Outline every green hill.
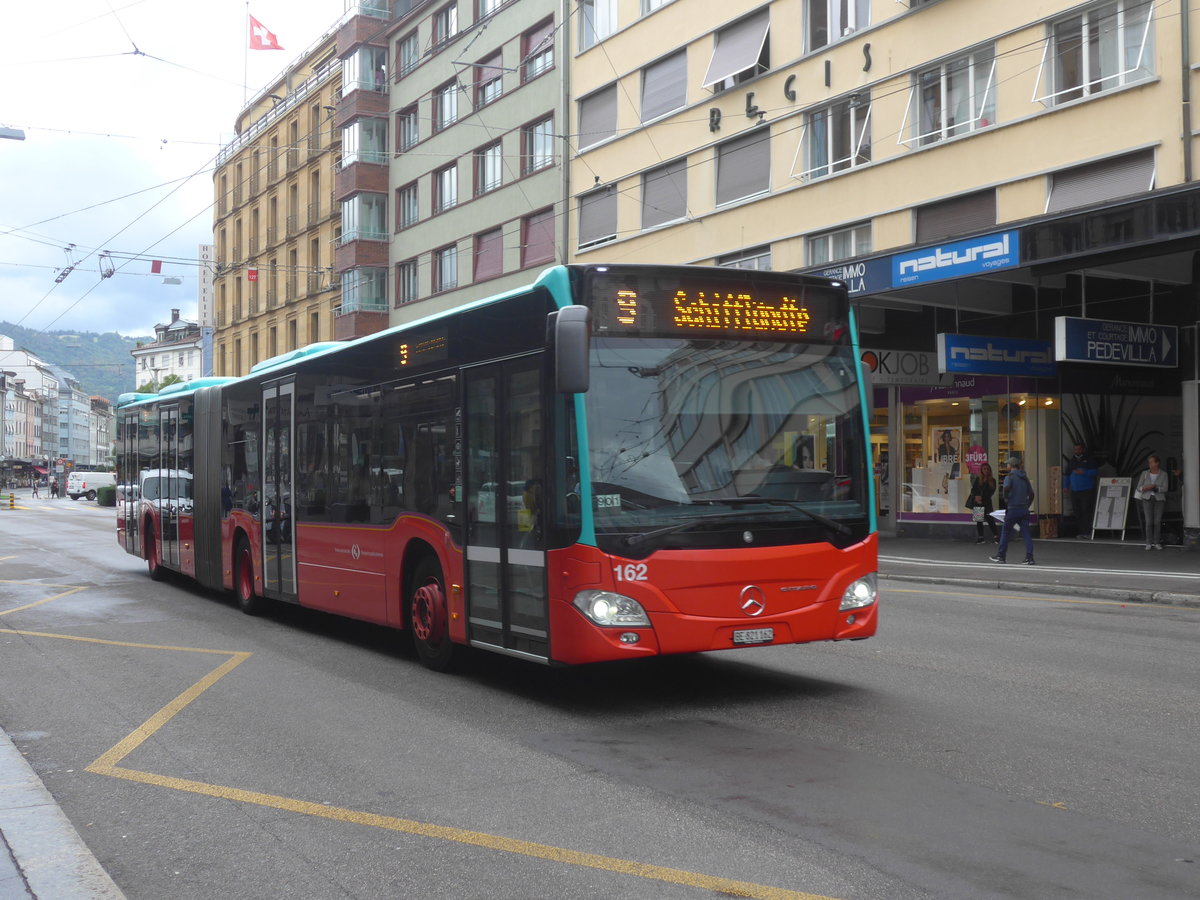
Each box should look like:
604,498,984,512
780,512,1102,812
0,322,151,404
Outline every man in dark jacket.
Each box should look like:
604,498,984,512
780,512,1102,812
1067,443,1098,538
991,455,1036,565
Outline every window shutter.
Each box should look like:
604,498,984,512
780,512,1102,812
474,229,503,280
641,51,687,122
715,128,770,205
578,84,617,148
642,159,687,228
523,208,555,265
1047,150,1155,214
702,10,770,89
579,188,617,246
915,190,996,243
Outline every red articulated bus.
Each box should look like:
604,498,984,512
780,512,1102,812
116,264,878,669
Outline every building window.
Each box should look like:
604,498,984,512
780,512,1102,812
715,127,770,205
474,228,503,281
642,0,672,13
717,246,771,270
1039,0,1154,106
397,105,419,151
578,188,617,248
799,93,871,181
475,52,503,108
805,0,869,52
522,207,556,266
1046,149,1155,214
396,182,419,229
475,141,503,195
642,50,687,122
478,0,502,19
434,245,458,292
397,31,420,77
579,0,616,51
341,45,387,95
641,159,687,229
578,84,617,149
807,223,871,266
341,267,387,312
522,19,554,81
915,190,996,244
434,81,459,131
340,193,388,242
395,259,418,306
908,46,996,147
434,163,458,213
702,10,769,92
522,116,555,174
341,117,388,166
433,4,459,47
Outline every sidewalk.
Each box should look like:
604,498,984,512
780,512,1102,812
0,731,125,900
879,533,1199,605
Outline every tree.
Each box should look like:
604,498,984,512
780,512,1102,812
136,373,184,393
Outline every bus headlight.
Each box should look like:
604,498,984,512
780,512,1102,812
839,573,877,611
573,590,650,627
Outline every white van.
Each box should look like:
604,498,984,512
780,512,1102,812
66,471,116,501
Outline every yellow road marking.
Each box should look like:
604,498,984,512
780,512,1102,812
886,586,1197,610
3,584,837,900
0,585,88,616
1037,800,1067,810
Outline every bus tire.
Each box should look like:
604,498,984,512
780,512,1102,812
234,536,268,616
409,557,458,672
145,528,165,582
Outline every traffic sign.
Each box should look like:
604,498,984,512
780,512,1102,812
1054,316,1178,368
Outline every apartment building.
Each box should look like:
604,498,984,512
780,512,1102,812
212,30,343,376
334,0,565,334
131,309,204,387
569,0,1200,542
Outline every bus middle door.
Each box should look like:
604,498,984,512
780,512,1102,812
261,380,297,602
464,358,548,662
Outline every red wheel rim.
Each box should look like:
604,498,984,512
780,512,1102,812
412,579,445,645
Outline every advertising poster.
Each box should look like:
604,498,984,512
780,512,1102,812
931,426,962,480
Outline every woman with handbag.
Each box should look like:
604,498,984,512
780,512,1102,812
1134,454,1168,549
966,463,999,543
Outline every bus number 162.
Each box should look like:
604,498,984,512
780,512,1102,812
614,563,648,582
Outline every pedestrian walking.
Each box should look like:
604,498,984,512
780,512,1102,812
991,455,1036,565
1134,454,1167,549
1067,442,1098,538
965,462,999,544
49,479,58,499
31,480,39,499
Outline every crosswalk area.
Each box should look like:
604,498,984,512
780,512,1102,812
0,497,115,515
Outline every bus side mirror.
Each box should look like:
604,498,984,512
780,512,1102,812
552,305,590,394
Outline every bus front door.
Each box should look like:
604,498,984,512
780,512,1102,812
262,381,297,601
119,411,139,555
464,359,548,661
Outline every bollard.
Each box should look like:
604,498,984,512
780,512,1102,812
7,492,13,510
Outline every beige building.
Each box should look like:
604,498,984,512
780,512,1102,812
333,0,565,335
212,30,343,375
569,0,1200,543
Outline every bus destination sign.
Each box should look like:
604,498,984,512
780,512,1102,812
588,268,844,341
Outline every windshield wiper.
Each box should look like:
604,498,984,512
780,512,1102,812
704,496,852,537
621,509,787,548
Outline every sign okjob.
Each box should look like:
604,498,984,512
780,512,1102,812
937,333,1056,377
1054,316,1178,368
892,230,1019,287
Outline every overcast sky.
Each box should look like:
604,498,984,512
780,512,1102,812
0,0,339,338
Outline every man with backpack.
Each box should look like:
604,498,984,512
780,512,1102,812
991,455,1036,566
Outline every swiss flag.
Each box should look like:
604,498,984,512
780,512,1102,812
249,15,283,51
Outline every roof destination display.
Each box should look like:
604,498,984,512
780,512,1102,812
1054,316,1178,368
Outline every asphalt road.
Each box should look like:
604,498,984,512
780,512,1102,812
1,502,1198,899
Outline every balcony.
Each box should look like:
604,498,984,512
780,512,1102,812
333,305,388,341
267,225,278,246
286,214,299,237
308,201,321,228
266,289,277,308
334,159,387,202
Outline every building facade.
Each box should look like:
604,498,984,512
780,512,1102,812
212,30,344,376
131,309,205,388
568,0,1200,544
332,0,565,335
0,336,61,480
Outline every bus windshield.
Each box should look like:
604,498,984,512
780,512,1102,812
583,336,868,554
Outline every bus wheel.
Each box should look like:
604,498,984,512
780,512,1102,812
409,558,457,672
234,537,267,616
146,530,165,582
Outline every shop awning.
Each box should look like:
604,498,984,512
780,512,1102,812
34,466,48,474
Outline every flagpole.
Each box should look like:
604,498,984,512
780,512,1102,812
243,1,250,107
